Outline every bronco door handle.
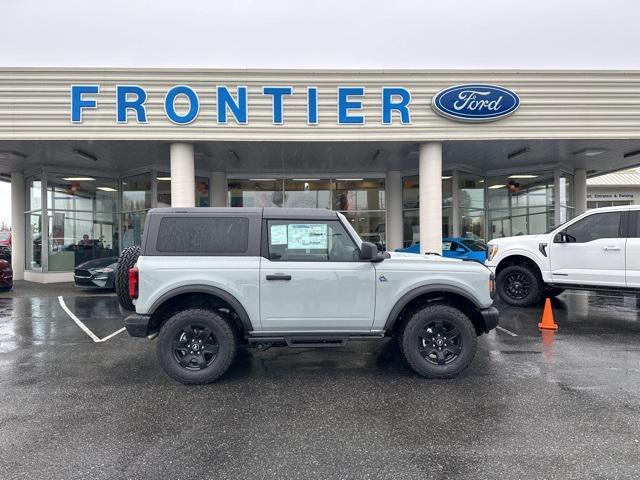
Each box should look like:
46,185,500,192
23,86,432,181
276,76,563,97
266,274,292,281
603,246,621,251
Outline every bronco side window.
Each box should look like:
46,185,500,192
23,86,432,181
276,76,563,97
156,217,250,254
267,220,359,262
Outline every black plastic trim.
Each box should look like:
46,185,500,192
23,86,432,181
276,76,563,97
147,285,254,331
383,284,482,330
124,313,151,337
480,306,499,333
247,332,385,347
538,243,548,257
545,283,640,294
620,211,630,238
266,274,292,281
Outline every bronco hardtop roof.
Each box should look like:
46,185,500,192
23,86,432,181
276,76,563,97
147,207,338,220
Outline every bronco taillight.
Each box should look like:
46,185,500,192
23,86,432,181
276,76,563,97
129,267,139,299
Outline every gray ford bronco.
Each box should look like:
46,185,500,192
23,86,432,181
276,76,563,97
118,208,498,384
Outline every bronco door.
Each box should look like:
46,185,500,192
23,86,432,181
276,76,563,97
259,219,376,331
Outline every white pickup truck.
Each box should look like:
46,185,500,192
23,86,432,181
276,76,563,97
486,205,640,306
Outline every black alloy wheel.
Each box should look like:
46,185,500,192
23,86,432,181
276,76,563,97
157,308,237,384
503,271,531,300
496,264,541,307
399,304,477,378
417,319,462,366
172,325,220,370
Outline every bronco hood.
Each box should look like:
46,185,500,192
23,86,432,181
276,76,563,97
383,251,486,269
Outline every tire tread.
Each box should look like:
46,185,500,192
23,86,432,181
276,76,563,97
156,308,237,385
115,245,140,311
400,304,477,379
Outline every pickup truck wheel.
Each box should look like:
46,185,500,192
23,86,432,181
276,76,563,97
115,245,140,312
157,308,237,385
496,265,541,307
400,304,477,379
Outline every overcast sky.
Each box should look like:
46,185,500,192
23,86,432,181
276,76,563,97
0,0,638,226
2,0,639,69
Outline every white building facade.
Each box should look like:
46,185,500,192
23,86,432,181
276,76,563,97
587,172,640,208
1,68,640,282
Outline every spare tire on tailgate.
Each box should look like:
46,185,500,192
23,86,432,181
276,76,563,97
116,245,140,312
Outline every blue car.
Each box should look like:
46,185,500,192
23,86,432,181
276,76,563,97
395,237,487,262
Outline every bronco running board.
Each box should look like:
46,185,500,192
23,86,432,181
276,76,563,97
247,333,385,350
286,336,347,348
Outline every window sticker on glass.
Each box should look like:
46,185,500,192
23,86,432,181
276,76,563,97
287,224,328,249
270,224,287,245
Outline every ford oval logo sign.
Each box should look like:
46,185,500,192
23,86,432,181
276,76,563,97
432,84,519,122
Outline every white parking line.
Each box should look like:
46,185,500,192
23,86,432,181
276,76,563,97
58,296,125,343
496,325,518,337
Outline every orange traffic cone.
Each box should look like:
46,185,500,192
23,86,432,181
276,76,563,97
538,298,558,330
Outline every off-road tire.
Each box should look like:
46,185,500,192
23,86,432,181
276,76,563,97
496,264,542,307
116,245,140,312
157,308,237,385
400,304,477,379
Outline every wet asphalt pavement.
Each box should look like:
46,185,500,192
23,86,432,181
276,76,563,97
1,283,639,479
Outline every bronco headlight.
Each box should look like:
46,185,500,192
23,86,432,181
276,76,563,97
487,244,499,261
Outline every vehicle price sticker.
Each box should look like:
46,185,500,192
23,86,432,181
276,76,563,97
287,224,328,250
270,224,288,245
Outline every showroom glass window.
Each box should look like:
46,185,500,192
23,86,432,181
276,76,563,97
559,172,574,224
156,172,210,208
228,179,284,207
24,175,43,270
402,175,452,247
229,178,386,248
487,172,555,239
46,175,119,271
587,200,633,209
458,173,485,239
284,179,332,209
122,173,151,248
333,179,386,246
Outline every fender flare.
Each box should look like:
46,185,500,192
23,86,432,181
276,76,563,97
148,284,254,331
495,249,547,277
383,283,481,331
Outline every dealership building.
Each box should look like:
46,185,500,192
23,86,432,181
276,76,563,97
1,68,640,283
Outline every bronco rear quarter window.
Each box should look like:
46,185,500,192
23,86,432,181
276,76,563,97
156,217,249,254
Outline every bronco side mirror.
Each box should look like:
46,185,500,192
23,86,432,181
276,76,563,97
360,241,378,260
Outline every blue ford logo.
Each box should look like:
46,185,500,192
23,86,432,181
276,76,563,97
432,84,519,122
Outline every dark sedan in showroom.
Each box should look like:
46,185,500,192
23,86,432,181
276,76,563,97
0,259,13,291
0,231,11,261
74,257,118,290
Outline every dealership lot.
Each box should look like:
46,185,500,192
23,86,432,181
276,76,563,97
1,284,639,479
